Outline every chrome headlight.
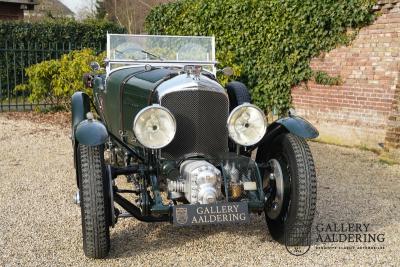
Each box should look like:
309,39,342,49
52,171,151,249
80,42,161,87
227,103,267,146
133,105,176,149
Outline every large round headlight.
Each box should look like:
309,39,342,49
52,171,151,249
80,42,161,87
227,103,267,146
133,105,176,149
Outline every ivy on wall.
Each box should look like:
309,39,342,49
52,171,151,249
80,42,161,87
146,0,376,114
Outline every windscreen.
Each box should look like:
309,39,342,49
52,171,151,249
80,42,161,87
107,34,215,64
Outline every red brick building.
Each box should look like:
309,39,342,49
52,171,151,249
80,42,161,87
292,0,400,150
0,0,37,20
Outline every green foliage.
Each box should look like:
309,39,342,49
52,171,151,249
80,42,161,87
217,51,242,86
16,49,105,108
146,0,376,114
0,18,125,46
0,18,125,101
313,71,342,86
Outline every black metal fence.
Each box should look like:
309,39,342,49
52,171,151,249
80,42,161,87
0,41,103,111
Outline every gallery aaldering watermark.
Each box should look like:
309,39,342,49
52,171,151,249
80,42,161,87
315,223,385,251
285,222,386,256
284,221,312,256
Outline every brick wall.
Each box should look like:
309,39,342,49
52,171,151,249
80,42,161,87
292,0,400,149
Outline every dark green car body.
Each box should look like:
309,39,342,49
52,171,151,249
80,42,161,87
71,34,319,259
72,64,318,209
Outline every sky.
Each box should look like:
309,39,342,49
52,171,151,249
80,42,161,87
59,0,95,15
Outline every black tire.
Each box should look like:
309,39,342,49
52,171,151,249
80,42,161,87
226,81,252,154
226,81,251,112
258,133,317,244
78,144,111,259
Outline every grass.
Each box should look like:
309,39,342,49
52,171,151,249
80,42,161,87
357,144,382,155
311,136,399,165
378,155,397,165
312,136,353,149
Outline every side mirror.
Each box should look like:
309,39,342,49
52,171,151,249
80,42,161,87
83,73,93,88
90,61,100,71
220,67,234,77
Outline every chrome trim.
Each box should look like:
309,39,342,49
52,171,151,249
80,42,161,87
108,33,216,39
227,103,267,146
106,60,217,76
264,159,284,220
106,59,218,65
133,104,177,149
158,76,229,159
156,73,228,102
106,64,216,79
73,191,80,205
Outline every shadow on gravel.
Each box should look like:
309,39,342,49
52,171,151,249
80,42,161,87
309,146,396,246
107,144,398,258
108,214,270,259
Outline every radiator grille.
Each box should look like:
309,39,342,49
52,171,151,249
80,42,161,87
161,89,229,159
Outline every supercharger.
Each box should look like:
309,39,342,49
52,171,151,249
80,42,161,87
168,160,222,204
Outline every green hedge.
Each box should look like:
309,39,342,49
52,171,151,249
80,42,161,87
0,19,125,104
146,0,376,114
0,18,125,47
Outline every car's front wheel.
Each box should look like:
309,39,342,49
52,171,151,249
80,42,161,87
78,144,111,259
258,133,317,244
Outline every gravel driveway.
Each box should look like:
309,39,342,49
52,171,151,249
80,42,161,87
0,114,399,267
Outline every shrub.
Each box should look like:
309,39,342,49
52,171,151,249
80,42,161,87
146,0,376,114
16,49,105,109
0,18,125,46
0,19,125,98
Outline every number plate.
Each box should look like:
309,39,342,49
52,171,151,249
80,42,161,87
173,202,249,226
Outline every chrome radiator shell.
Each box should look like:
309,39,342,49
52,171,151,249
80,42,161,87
157,74,229,159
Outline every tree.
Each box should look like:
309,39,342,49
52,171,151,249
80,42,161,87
96,0,107,19
103,0,174,33
75,0,97,20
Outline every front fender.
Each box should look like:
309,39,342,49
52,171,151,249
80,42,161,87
75,119,108,146
255,116,318,162
71,92,91,131
274,116,318,139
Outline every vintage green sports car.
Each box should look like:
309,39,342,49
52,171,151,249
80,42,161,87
71,34,318,258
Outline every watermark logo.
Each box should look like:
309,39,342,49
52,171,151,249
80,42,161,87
283,221,386,255
284,221,311,256
315,223,385,251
